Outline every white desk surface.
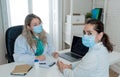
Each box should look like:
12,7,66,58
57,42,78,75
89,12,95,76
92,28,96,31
0,60,71,77
0,49,120,77
0,62,64,77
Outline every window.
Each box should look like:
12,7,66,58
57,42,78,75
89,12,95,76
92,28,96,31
9,0,28,26
33,0,49,33
9,0,49,33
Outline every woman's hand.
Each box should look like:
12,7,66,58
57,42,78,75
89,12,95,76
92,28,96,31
57,60,72,72
35,55,46,61
52,52,59,58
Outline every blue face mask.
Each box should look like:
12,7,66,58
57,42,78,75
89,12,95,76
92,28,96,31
33,24,43,34
82,35,96,48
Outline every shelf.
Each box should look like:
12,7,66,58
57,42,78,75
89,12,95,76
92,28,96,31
64,23,84,45
63,0,107,47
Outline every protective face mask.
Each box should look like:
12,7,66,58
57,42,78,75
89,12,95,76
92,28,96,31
33,24,43,34
82,35,96,48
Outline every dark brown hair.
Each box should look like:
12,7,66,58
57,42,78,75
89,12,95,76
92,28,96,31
86,19,113,52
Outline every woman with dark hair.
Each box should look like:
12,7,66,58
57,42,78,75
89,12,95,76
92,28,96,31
13,14,58,65
57,19,113,77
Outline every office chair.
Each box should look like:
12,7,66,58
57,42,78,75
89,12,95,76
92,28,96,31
5,25,23,63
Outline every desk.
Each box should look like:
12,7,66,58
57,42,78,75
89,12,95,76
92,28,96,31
0,49,120,77
0,62,63,77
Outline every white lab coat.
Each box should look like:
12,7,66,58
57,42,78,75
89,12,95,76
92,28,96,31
63,42,109,77
13,34,55,65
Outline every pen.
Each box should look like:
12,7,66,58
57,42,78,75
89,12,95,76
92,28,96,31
39,63,46,64
49,62,56,67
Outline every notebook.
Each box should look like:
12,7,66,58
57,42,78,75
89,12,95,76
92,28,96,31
59,36,89,62
11,64,32,76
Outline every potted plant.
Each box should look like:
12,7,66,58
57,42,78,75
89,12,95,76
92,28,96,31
85,12,92,22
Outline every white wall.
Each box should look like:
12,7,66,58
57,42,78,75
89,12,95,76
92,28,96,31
71,0,92,15
63,0,92,22
106,0,120,52
105,0,120,73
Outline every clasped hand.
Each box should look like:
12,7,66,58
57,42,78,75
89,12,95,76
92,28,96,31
57,60,72,72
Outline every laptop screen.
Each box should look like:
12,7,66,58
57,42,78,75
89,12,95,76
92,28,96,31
71,36,89,56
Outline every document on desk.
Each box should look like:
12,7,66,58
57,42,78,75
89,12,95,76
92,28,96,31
39,61,56,68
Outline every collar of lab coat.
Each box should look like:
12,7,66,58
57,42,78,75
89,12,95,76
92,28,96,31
89,42,103,51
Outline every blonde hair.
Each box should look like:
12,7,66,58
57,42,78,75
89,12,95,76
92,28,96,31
22,14,47,48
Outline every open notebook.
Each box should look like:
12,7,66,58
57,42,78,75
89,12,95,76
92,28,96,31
11,64,32,76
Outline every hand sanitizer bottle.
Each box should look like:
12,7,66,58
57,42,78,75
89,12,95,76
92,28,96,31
34,59,39,70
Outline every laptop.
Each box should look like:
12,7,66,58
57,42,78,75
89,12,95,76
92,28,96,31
59,36,89,62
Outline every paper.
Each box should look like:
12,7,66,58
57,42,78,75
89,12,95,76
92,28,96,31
39,61,56,68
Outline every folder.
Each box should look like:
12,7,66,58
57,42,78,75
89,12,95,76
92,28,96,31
11,64,32,76
92,8,103,20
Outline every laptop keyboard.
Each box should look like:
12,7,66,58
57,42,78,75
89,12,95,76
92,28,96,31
65,52,82,59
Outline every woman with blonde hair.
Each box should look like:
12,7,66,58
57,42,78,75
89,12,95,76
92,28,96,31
13,14,58,65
